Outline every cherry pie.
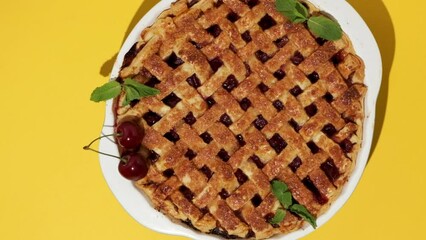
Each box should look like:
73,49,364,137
114,0,366,238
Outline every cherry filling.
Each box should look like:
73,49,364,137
163,168,175,177
162,92,181,108
288,119,301,132
244,62,252,77
307,71,320,84
226,11,240,23
236,134,246,146
122,42,140,68
251,194,262,207
322,123,337,137
332,51,345,65
307,141,320,154
207,24,222,38
219,188,230,199
268,133,287,154
323,92,334,103
340,139,353,153
253,115,268,130
200,207,209,215
258,14,277,30
250,155,264,169
219,113,233,127
214,0,224,7
273,99,284,112
147,150,160,163
304,103,318,117
234,169,248,184
242,0,259,8
290,85,303,97
209,57,224,72
288,156,302,172
200,165,213,179
320,158,340,182
184,149,197,160
200,132,213,144
291,51,304,65
186,74,201,88
144,77,161,88
302,176,328,204
239,97,252,111
181,219,195,230
255,50,271,63
345,72,355,86
189,40,202,49
163,129,180,143
246,230,256,238
274,36,289,48
179,185,195,201
142,111,162,126
217,149,231,162
258,82,270,93
273,69,286,80
222,75,239,92
229,43,238,54
187,0,199,7
129,99,139,108
210,227,239,239
315,37,327,46
205,96,216,108
183,112,197,125
241,31,252,43
165,52,184,69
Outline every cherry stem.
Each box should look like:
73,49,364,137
83,133,127,163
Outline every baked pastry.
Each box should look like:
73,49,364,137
114,0,366,238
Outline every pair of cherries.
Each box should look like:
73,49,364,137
84,121,148,181
115,121,148,181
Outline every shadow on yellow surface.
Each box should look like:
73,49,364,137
99,0,161,76
347,0,395,161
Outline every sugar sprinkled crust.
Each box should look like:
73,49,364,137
114,0,366,239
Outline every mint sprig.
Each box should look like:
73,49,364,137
90,81,122,103
275,0,342,41
272,180,292,208
307,16,342,41
289,204,317,228
90,78,159,106
269,180,317,228
269,208,286,225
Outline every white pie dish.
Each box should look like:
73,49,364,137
98,0,382,239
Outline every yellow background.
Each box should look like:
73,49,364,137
0,0,424,239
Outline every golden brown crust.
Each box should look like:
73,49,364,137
117,0,366,239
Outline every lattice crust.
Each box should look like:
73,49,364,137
114,0,366,239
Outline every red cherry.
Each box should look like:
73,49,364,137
118,153,149,181
116,121,144,149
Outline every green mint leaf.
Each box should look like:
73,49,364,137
276,0,307,23
269,208,286,225
124,78,160,97
275,0,342,41
272,180,288,194
292,15,307,23
90,80,121,102
289,204,317,228
280,192,293,208
122,85,140,106
275,0,297,12
307,15,342,41
271,180,292,208
279,9,307,22
295,2,309,19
